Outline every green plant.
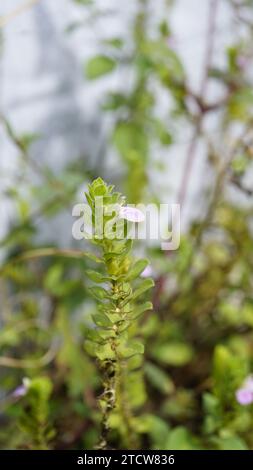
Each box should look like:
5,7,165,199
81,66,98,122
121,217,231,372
83,178,154,448
84,0,183,203
18,377,55,450
1,0,253,452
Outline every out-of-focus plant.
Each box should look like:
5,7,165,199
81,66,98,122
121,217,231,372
18,377,55,450
84,0,184,202
1,0,253,451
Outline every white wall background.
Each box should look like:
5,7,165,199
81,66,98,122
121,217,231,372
0,0,235,246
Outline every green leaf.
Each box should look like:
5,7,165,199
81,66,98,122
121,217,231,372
88,286,108,300
126,259,149,281
85,340,99,357
96,343,115,361
142,40,184,80
88,177,109,196
85,55,116,80
144,362,174,394
105,311,122,323
28,377,52,400
44,264,64,296
212,345,247,403
84,191,93,208
134,414,170,447
112,121,148,158
166,427,201,450
92,313,112,327
98,329,116,340
102,93,127,111
231,154,249,175
215,435,248,450
86,270,108,283
103,37,124,49
132,278,154,300
74,0,92,4
118,340,144,358
203,392,220,416
130,301,153,319
84,328,105,344
228,87,253,121
153,119,173,146
152,343,194,366
84,252,103,264
92,185,107,197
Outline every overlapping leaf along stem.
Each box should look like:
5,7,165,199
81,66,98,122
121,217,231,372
84,178,153,448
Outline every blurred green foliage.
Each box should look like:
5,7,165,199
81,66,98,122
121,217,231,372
0,0,253,450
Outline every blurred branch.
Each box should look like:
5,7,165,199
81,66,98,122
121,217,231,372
0,113,79,225
0,113,99,237
186,86,230,114
10,247,101,263
0,0,42,29
0,279,12,321
177,0,220,211
0,247,102,276
230,177,253,196
1,318,37,332
193,121,253,243
231,0,253,29
153,0,220,309
0,337,59,369
157,120,253,314
0,114,59,184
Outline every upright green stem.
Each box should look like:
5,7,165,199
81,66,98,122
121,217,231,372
98,252,133,448
84,178,153,449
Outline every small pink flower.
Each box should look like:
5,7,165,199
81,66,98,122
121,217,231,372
237,55,250,70
141,265,153,278
236,388,253,406
12,378,30,398
12,385,27,398
235,375,253,405
119,206,145,223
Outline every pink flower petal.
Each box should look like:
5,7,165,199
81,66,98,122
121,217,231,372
119,206,145,223
236,388,253,405
12,378,30,398
12,385,27,398
141,265,153,278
